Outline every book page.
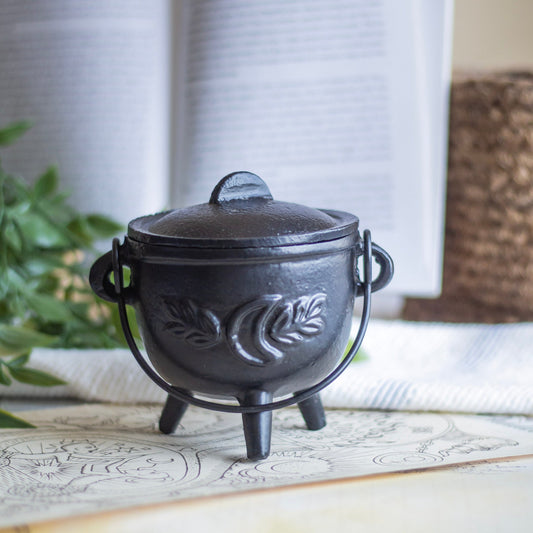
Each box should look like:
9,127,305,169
0,404,532,528
414,0,454,296
0,0,171,225
172,0,451,296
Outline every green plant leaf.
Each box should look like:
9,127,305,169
344,338,369,363
85,214,123,237
0,175,5,225
0,121,32,146
8,366,67,386
2,174,31,208
111,304,139,344
66,216,93,246
0,408,35,428
23,255,65,277
17,212,69,248
0,324,56,355
6,352,30,368
352,348,368,363
0,120,125,379
0,365,12,385
24,291,72,323
33,166,58,199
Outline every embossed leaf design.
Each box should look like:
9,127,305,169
163,299,221,349
270,293,326,345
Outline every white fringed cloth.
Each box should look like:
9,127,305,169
3,320,533,415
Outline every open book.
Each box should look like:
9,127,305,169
0,0,453,296
0,403,532,530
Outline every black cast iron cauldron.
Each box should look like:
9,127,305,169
90,172,393,459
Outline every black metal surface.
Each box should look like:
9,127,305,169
240,390,273,460
297,393,327,431
89,172,394,460
159,394,189,435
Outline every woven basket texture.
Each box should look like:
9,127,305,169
403,71,533,323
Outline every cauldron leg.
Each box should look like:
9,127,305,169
159,394,189,434
297,393,326,430
240,390,273,461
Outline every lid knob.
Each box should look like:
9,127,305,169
209,172,273,205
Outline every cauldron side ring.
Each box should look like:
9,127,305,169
107,229,390,414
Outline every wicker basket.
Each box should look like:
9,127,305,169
403,71,533,323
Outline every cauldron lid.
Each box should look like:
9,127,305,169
128,172,358,248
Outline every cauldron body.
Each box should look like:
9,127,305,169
90,172,393,459
124,234,356,400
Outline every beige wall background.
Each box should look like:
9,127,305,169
453,0,533,69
